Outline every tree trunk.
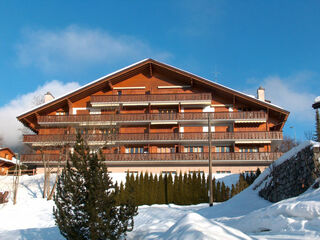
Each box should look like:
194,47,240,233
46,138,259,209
13,166,21,205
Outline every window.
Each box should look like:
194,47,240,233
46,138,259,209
125,170,138,176
5,154,8,159
189,171,204,175
117,91,122,96
161,171,177,176
216,171,231,174
100,128,117,135
80,129,88,135
56,111,66,116
126,147,145,154
215,146,230,153
159,109,176,114
239,147,258,153
184,146,203,153
157,147,175,153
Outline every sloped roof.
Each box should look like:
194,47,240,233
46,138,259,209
0,148,16,157
0,157,17,166
17,58,289,121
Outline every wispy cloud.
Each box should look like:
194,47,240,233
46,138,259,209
244,73,316,123
16,25,171,73
0,80,80,149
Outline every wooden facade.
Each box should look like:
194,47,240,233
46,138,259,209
0,148,16,175
17,59,289,174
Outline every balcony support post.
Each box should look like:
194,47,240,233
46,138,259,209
266,108,269,131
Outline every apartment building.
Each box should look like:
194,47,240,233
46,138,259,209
17,59,289,174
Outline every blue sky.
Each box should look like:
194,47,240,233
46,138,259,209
0,0,319,146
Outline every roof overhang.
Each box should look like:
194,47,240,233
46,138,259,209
17,58,290,131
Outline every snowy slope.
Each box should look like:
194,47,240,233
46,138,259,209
1,142,320,240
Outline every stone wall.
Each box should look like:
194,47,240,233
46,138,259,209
257,144,320,203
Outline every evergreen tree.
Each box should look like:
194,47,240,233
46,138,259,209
216,181,221,202
54,133,137,240
221,182,226,201
256,168,261,178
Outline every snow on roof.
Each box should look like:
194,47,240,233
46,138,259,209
160,60,286,111
18,58,150,117
18,58,287,118
315,96,320,103
0,157,17,165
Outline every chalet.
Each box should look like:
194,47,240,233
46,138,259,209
0,148,17,175
17,59,289,174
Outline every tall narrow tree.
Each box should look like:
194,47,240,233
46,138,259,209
54,133,137,240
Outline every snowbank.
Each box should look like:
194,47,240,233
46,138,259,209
163,212,251,240
1,164,320,239
219,186,320,238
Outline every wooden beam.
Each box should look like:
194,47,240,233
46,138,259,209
67,99,73,114
107,81,113,90
149,63,153,77
24,118,37,130
190,78,194,87
35,113,40,122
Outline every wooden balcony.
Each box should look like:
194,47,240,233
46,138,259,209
90,93,212,105
38,111,267,125
20,152,283,164
23,131,283,145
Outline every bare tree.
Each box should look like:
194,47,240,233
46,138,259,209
272,135,299,153
12,159,21,205
304,130,314,141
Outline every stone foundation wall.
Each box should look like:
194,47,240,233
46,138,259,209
258,145,320,202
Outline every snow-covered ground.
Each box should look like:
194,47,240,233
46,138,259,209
1,141,320,240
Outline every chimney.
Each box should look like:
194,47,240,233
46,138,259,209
257,86,265,101
44,92,54,103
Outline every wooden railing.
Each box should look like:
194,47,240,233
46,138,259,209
23,131,283,144
38,111,267,124
20,152,283,163
91,93,212,103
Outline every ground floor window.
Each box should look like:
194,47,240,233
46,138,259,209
216,171,231,174
161,171,177,176
189,171,204,175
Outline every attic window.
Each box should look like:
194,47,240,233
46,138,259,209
56,111,66,116
157,85,191,89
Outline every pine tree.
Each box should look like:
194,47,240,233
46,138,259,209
256,168,261,178
216,181,221,202
221,182,226,201
54,133,137,240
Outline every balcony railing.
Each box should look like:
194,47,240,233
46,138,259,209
38,111,267,124
23,131,283,145
21,152,282,163
90,93,212,103
20,152,283,163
